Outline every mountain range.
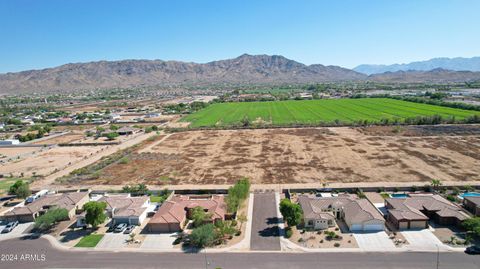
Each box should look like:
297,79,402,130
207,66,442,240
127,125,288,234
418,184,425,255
1,54,480,95
354,56,480,75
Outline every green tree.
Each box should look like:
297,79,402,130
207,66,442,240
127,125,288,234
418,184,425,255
34,208,69,231
105,132,119,140
83,201,107,228
279,198,303,227
463,217,480,238
189,224,219,248
431,179,442,192
8,180,31,199
225,178,250,213
191,206,212,228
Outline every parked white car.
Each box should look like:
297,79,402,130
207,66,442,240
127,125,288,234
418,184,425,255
2,221,19,233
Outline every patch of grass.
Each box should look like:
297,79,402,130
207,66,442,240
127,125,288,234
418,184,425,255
380,192,390,199
181,98,480,128
0,178,29,195
74,234,104,248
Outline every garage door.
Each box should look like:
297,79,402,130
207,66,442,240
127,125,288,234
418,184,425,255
350,224,363,231
410,221,427,229
363,224,384,231
399,222,409,230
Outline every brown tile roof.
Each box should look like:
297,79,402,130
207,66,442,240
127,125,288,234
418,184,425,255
149,195,226,225
386,194,469,221
98,195,149,218
465,196,480,207
343,199,384,224
5,191,88,217
298,195,384,224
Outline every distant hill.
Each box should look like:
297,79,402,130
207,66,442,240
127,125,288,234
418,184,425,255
2,54,480,95
0,54,366,95
354,56,480,75
369,68,480,83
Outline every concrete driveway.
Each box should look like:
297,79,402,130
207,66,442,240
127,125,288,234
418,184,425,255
0,222,33,241
96,233,130,249
354,231,395,251
140,233,178,250
402,229,444,251
250,192,281,251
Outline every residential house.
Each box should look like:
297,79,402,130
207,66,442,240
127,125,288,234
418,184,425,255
116,127,137,135
77,194,150,227
463,196,480,216
147,195,226,233
2,191,89,223
99,195,150,225
385,194,469,230
298,194,385,232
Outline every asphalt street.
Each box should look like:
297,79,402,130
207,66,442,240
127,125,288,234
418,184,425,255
0,237,479,269
250,192,281,250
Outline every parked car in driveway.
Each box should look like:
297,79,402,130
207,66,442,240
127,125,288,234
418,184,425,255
123,225,135,234
465,245,480,255
114,223,127,233
1,221,19,233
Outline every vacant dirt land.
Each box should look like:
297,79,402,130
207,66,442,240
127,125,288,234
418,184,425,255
64,125,480,186
0,146,108,177
31,133,85,145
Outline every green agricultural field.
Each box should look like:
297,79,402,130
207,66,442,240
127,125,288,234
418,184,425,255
181,98,480,127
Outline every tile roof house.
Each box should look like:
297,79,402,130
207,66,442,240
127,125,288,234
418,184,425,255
147,195,226,233
99,195,150,225
463,196,480,216
2,191,89,223
298,194,385,232
385,194,469,230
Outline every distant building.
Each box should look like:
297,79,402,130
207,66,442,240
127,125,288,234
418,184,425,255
116,126,137,135
109,114,121,121
0,139,20,145
145,113,161,118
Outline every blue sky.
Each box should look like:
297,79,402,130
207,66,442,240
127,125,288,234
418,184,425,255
1,0,479,73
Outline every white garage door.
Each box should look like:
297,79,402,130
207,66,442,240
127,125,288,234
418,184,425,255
350,224,363,231
363,224,384,231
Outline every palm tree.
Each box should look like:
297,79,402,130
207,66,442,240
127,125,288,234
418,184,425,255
431,179,442,192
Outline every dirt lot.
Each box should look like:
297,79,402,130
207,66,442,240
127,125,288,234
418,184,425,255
31,132,85,145
65,125,480,186
0,145,108,177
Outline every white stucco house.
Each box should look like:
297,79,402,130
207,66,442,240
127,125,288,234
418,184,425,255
298,194,385,232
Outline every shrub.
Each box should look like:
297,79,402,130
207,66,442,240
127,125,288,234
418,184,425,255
334,243,340,247
34,208,69,231
319,239,324,243
446,194,456,202
188,224,220,248
285,228,293,238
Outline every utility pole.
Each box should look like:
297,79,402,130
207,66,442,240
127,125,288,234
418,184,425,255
436,244,440,269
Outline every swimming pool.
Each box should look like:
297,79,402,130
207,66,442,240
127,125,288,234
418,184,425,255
459,192,480,198
390,193,409,198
